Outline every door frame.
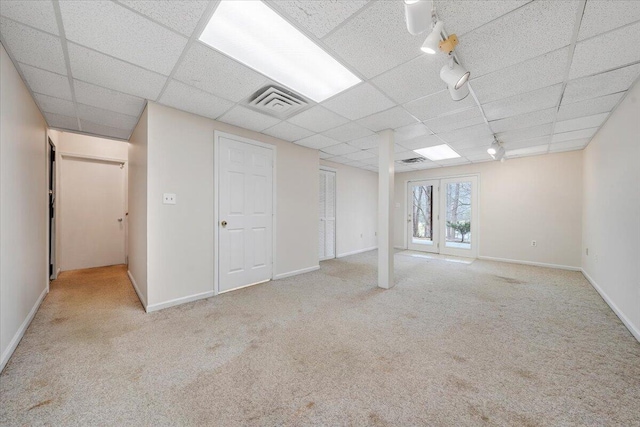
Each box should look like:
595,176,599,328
58,152,128,271
213,131,277,295
403,173,480,257
319,165,337,261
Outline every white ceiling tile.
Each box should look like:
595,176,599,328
322,143,360,156
483,84,562,121
318,151,333,159
489,108,557,133
371,54,448,104
394,163,416,173
437,123,493,144
360,156,380,166
356,107,417,132
295,134,340,150
395,151,420,161
218,106,281,133
366,144,405,155
552,127,598,143
118,0,209,37
59,0,187,75
68,43,166,100
448,134,495,151
33,93,76,117
502,136,552,150
435,157,471,167
403,89,477,121
272,0,369,39
323,1,422,78
322,155,352,165
44,112,78,130
554,113,609,134
562,63,640,104
80,119,131,140
343,150,376,161
263,121,314,142
424,107,485,134
497,123,553,144
322,83,395,120
159,79,234,120
433,0,530,36
0,17,66,74
76,103,138,130
288,106,349,133
456,0,579,78
0,0,59,34
322,122,373,142
506,144,549,157
175,43,267,102
19,63,72,100
410,160,440,170
471,47,569,104
466,153,494,163
578,1,640,41
394,123,431,143
399,134,443,150
557,92,623,121
348,134,380,150
74,80,145,117
549,138,590,153
570,22,640,80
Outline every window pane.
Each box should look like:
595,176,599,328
412,185,433,241
445,181,471,249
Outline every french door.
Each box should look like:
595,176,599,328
407,176,478,258
319,168,336,261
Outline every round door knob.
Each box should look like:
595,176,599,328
221,221,227,227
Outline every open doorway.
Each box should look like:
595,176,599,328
407,175,478,258
48,137,56,279
319,167,336,261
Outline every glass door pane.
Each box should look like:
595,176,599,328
407,180,439,253
440,176,478,258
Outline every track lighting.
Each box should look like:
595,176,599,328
488,140,506,161
420,20,444,54
404,0,433,35
447,82,469,101
440,57,470,90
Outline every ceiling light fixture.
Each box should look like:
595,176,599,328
440,57,470,90
447,81,469,101
404,0,433,35
421,20,444,54
414,144,461,161
199,0,361,102
488,139,506,161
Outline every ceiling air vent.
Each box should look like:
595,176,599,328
401,157,427,164
246,85,309,119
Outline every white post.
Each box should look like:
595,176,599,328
377,129,395,289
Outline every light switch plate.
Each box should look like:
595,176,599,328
163,193,176,205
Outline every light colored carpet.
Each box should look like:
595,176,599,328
1,251,639,426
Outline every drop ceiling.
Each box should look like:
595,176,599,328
1,0,639,172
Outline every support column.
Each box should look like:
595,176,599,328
377,129,395,289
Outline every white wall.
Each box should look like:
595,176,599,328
395,151,584,269
0,44,48,371
56,131,128,159
582,80,640,341
143,102,318,309
320,160,378,257
128,106,148,307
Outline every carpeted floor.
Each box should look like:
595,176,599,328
1,251,639,426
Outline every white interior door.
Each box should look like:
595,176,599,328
439,176,478,258
407,180,440,253
60,156,125,271
319,169,336,261
218,136,273,293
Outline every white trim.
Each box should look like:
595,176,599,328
274,265,319,280
581,269,640,343
214,131,277,295
478,256,581,271
319,168,337,261
59,152,127,164
146,291,215,313
319,165,337,172
127,270,147,311
336,246,378,258
1,286,48,372
218,279,270,294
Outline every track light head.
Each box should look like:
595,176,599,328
420,20,444,54
404,0,433,36
447,82,469,101
488,140,505,161
440,59,470,90
487,140,500,155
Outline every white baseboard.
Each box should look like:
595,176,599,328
581,269,640,343
1,286,48,372
478,256,581,271
127,270,147,311
274,265,319,280
336,246,377,259
146,290,215,313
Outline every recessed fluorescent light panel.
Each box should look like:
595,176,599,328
414,144,461,161
199,0,362,102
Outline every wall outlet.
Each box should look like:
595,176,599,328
531,240,537,247
163,193,176,205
